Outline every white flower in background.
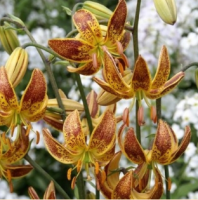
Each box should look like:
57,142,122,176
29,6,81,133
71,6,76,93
172,123,184,140
184,142,197,162
188,191,198,199
0,0,14,18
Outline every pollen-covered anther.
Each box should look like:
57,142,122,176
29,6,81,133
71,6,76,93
36,131,40,144
101,170,106,184
122,107,129,126
6,138,12,149
94,162,99,174
150,105,157,123
116,41,124,55
67,168,72,180
138,106,145,126
25,123,32,136
71,176,77,189
92,53,98,69
10,124,15,137
168,177,172,191
9,181,13,193
77,160,82,173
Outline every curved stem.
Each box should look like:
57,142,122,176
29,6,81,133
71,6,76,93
25,154,70,199
181,62,198,72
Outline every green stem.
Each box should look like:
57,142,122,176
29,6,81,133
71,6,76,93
156,98,170,199
25,154,70,199
132,0,141,143
181,62,198,72
76,172,86,199
74,73,93,133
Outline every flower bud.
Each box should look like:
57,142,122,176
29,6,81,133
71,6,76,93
82,1,112,20
153,0,177,25
8,14,25,26
0,22,20,54
5,47,28,88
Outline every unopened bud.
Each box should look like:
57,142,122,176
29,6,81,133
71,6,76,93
82,1,112,20
153,0,177,25
0,22,20,54
5,47,28,88
8,14,25,26
86,90,99,118
195,69,198,89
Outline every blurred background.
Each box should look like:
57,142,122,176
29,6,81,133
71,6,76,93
0,0,198,199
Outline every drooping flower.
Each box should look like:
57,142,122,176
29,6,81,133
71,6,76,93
98,151,163,199
118,119,191,166
0,67,48,133
0,126,33,192
94,46,184,105
43,109,116,188
28,181,56,199
48,0,130,75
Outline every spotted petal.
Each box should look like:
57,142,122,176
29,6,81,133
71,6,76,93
132,55,152,92
88,109,116,156
48,38,93,62
105,0,127,47
1,127,29,164
0,110,13,126
73,9,102,45
118,124,147,164
151,45,170,89
43,129,81,164
43,181,56,199
0,67,18,112
63,110,86,153
20,69,48,122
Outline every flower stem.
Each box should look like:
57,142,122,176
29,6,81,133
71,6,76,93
181,62,198,72
156,98,170,199
132,0,141,143
25,154,70,199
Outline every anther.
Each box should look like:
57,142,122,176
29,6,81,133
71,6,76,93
92,53,98,69
150,106,157,123
71,176,76,189
25,124,32,136
36,131,40,144
138,106,145,126
94,162,99,175
67,168,72,180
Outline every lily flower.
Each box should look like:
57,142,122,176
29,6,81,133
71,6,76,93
0,67,48,133
118,119,191,166
98,151,163,199
28,181,56,199
93,46,184,105
43,109,116,188
48,0,130,75
0,126,33,192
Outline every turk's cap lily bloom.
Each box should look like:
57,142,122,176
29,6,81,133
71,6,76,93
0,22,20,54
0,126,33,192
118,119,191,165
93,46,184,105
98,151,163,199
5,47,28,88
43,109,116,188
28,181,56,199
0,67,48,129
48,0,130,75
153,0,177,25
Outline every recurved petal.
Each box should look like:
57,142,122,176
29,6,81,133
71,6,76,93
119,126,147,164
67,59,101,75
170,125,191,163
151,46,170,89
147,71,184,99
112,171,133,199
99,151,122,199
88,109,116,155
0,67,18,111
43,181,56,199
86,90,99,118
6,164,33,179
43,113,63,131
1,127,29,164
28,187,40,199
151,120,177,164
105,0,127,44
63,110,86,153
132,56,152,92
20,69,48,122
43,128,81,164
73,9,102,44
48,38,93,62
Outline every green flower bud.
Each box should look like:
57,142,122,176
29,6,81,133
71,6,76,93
0,22,20,54
82,1,112,20
153,0,177,25
5,47,28,88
